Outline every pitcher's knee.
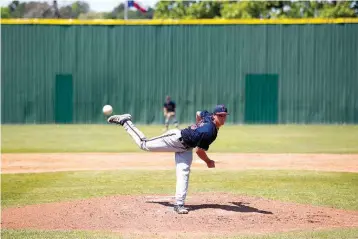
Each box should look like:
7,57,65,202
139,142,147,151
139,140,151,151
180,166,191,177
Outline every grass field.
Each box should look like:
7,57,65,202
2,124,358,153
2,170,358,238
2,125,358,238
2,170,358,209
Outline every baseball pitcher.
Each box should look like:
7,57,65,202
107,104,229,214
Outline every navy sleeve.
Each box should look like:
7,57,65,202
197,139,209,151
200,110,210,118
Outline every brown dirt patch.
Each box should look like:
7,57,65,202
2,193,358,238
2,153,358,174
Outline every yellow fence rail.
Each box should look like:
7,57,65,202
1,18,358,25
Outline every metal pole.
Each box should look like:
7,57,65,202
124,0,128,20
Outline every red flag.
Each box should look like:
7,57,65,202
128,0,147,13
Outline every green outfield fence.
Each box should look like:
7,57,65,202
1,19,358,124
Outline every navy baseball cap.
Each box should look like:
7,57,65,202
213,104,229,115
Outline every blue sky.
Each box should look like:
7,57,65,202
1,0,158,12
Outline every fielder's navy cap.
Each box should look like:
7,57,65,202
213,104,229,115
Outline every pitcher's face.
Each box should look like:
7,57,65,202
213,114,227,127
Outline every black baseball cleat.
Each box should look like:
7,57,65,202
173,205,189,214
107,114,132,126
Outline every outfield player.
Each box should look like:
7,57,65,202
107,104,229,214
163,96,179,130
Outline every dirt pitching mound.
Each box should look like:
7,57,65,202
2,193,358,238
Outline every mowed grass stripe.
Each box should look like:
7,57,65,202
2,125,358,153
2,170,358,210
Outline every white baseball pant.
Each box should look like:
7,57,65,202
123,120,193,206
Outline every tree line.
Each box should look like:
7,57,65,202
1,1,357,19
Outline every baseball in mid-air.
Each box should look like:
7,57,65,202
102,105,113,116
